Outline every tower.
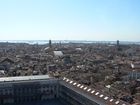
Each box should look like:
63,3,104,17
117,40,120,51
49,40,52,48
117,40,119,47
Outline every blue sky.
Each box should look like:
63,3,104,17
0,0,140,41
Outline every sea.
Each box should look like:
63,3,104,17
0,40,139,45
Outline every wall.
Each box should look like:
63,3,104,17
59,82,100,105
0,79,59,104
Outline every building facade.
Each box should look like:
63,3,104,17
0,75,130,105
0,75,59,104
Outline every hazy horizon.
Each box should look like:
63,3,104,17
0,0,140,41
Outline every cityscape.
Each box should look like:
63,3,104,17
0,0,140,105
0,40,139,105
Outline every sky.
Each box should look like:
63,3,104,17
0,0,140,41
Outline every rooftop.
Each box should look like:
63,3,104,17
62,77,131,105
0,75,50,82
53,51,63,57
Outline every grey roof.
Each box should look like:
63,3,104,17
0,75,50,82
53,51,63,56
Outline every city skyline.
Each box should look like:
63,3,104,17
0,0,140,41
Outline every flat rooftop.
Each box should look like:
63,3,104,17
0,75,51,82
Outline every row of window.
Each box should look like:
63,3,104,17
0,85,57,95
0,88,13,95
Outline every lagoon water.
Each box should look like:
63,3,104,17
0,40,139,45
